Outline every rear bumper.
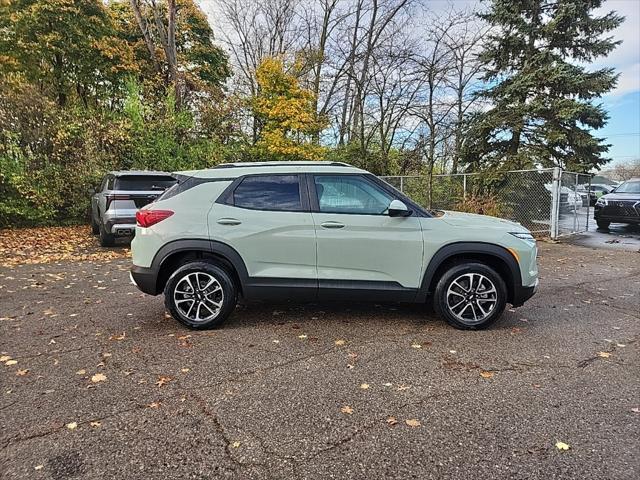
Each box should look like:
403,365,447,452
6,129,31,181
512,279,538,307
130,265,159,295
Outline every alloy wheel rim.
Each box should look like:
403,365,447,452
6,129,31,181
446,273,497,324
173,272,223,323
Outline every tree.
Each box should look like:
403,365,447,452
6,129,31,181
0,0,137,107
464,0,623,172
253,57,327,160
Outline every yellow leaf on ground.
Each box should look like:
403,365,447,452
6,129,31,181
90,421,101,428
231,441,241,448
386,417,398,426
360,383,369,390
91,373,107,383
66,422,78,430
597,351,611,358
76,369,86,375
480,371,494,379
5,360,17,366
34,465,44,470
147,402,161,409
156,376,172,387
0,355,11,362
16,369,29,376
335,339,346,346
555,441,570,451
298,334,308,339
341,405,354,415
405,419,421,427
181,368,190,373
411,343,422,349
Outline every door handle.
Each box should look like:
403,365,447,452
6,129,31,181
320,221,345,229
217,218,242,226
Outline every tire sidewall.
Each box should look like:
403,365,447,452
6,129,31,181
434,262,507,330
164,261,237,329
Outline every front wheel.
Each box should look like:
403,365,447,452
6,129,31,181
164,262,237,329
433,263,507,330
596,220,610,230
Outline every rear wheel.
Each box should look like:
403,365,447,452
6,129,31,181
434,263,507,330
98,223,115,247
596,220,610,230
164,261,237,329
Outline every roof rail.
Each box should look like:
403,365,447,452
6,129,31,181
212,162,353,169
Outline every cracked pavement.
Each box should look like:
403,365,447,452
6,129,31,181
1,240,639,479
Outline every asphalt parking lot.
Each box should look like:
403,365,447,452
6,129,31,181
1,230,639,480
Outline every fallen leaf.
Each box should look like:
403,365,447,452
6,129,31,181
156,376,172,387
335,339,346,346
405,419,421,427
231,441,241,448
360,383,369,390
411,343,422,349
180,368,190,373
5,359,17,366
386,416,398,426
91,373,107,383
90,421,101,428
147,402,161,409
76,369,86,375
0,355,11,362
480,371,494,379
66,422,78,430
631,407,639,414
35,465,44,470
16,369,29,376
555,441,570,451
397,384,410,391
597,351,611,358
341,405,354,415
298,334,308,339
110,333,126,341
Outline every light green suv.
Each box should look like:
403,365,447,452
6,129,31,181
130,162,538,330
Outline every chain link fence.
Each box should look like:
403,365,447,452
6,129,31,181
381,168,591,238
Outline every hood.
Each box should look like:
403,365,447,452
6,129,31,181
440,210,527,232
601,192,640,201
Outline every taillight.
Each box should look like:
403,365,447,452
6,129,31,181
106,194,131,209
136,209,174,228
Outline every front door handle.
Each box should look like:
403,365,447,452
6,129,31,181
217,218,242,226
320,221,345,229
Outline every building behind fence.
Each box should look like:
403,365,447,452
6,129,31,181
381,168,592,239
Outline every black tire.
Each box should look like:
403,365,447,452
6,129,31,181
91,217,100,235
164,261,237,329
433,262,507,330
98,223,115,247
596,220,610,230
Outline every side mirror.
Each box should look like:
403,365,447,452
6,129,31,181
388,199,412,217
88,186,97,195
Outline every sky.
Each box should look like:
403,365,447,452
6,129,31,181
200,0,640,168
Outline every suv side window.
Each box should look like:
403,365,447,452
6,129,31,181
314,175,393,215
232,175,303,211
106,176,115,190
99,176,109,192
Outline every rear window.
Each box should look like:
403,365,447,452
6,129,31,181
115,175,176,191
232,175,302,211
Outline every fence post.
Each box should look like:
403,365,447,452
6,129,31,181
400,176,404,193
586,175,591,231
550,167,562,239
463,174,467,200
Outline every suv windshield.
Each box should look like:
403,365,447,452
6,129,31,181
614,181,640,194
115,175,176,191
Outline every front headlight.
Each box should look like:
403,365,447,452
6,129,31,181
596,197,607,206
510,232,535,243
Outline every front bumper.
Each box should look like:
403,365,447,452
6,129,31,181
512,279,538,307
130,265,159,295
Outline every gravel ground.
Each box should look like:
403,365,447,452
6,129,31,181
1,239,639,480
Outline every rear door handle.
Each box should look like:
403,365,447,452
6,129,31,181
320,221,345,229
217,218,242,226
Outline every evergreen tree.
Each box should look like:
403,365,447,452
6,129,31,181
464,0,623,172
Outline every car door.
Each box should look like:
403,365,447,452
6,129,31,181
309,174,424,300
209,173,317,298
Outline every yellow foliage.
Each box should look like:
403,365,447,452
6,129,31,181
254,57,327,161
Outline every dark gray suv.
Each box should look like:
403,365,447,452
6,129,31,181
91,171,176,246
